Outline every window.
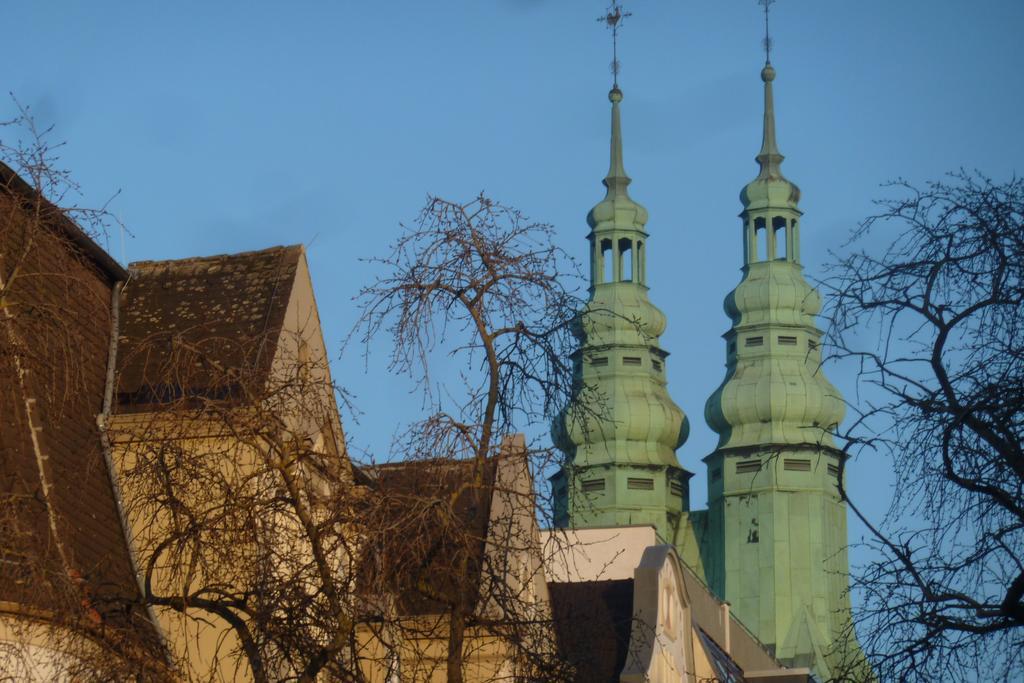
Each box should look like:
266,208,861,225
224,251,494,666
784,459,811,472
754,217,768,261
670,480,685,497
623,356,642,366
652,359,663,372
773,216,787,259
778,335,798,345
627,477,654,490
590,356,609,367
745,336,764,347
736,460,761,474
711,468,722,481
601,239,613,283
581,479,605,492
619,238,633,281
827,464,840,478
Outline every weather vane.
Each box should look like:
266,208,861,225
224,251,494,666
760,0,775,64
598,2,631,88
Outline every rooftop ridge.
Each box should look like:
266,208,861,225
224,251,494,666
128,243,302,270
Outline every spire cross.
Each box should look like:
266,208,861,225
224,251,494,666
598,2,632,87
760,0,775,65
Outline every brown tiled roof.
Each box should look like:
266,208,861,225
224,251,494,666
116,245,301,407
0,170,164,666
356,458,498,617
0,160,128,281
548,579,635,683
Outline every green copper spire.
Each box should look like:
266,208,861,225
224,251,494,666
707,60,836,448
755,63,786,182
605,87,629,194
552,85,690,544
702,54,869,680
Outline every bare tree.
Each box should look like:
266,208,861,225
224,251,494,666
0,100,124,415
350,194,586,682
2,110,596,679
111,277,363,682
824,172,1024,681
104,192,589,683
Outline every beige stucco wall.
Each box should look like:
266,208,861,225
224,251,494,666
107,247,349,682
107,420,260,682
0,614,71,681
540,525,658,582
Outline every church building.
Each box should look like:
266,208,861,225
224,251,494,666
553,42,868,683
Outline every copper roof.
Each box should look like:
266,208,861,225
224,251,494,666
116,245,301,407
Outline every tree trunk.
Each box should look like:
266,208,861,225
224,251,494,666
446,605,466,683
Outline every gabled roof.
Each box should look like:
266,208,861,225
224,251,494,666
356,457,498,617
0,160,128,282
116,245,301,408
0,163,163,668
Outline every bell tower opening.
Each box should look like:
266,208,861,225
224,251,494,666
601,239,613,283
773,216,788,260
754,217,768,262
619,238,633,281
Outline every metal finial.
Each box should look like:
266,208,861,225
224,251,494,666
759,0,775,65
598,2,632,87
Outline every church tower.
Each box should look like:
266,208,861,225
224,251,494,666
551,80,690,544
702,55,865,677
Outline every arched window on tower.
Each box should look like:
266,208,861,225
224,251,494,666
601,239,613,283
754,217,768,262
773,216,788,260
619,238,633,281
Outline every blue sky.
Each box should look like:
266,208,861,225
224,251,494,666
6,2,1023,560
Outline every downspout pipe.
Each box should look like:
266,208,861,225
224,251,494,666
96,279,172,664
